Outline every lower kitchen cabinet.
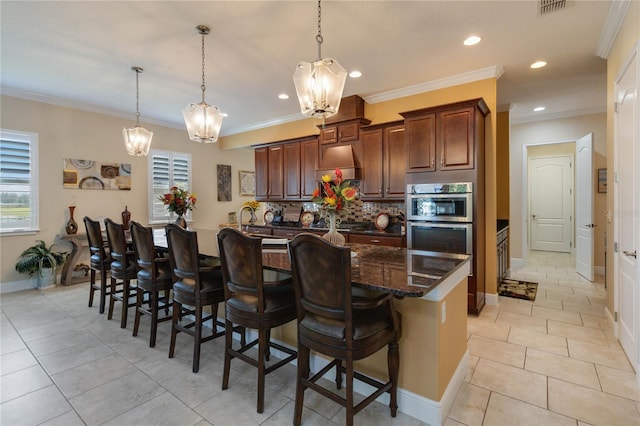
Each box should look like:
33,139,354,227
349,234,404,247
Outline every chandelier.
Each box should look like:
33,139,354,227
183,25,224,143
293,0,347,120
122,66,153,156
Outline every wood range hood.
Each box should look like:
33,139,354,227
315,95,369,181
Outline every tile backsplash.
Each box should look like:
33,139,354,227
264,200,406,223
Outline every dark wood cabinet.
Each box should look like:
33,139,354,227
300,138,319,198
403,99,488,174
255,136,318,201
283,142,301,200
319,121,360,145
349,234,404,247
402,98,490,315
360,123,405,200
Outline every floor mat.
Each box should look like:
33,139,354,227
498,278,538,301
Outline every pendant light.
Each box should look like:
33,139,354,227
293,0,347,120
123,66,153,156
183,25,224,143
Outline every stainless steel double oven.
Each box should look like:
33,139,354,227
406,182,473,256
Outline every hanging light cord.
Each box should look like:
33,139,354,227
200,31,207,104
134,68,141,127
316,0,323,61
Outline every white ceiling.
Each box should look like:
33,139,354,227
1,1,615,137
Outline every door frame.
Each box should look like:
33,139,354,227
613,41,640,382
520,140,576,266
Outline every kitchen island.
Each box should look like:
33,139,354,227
261,242,471,425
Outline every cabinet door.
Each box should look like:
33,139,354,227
320,127,337,144
283,142,301,200
255,147,269,200
338,122,359,142
405,113,436,172
300,138,319,198
268,145,284,199
360,129,384,199
384,125,406,198
438,106,474,170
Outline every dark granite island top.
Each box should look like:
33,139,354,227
262,242,471,299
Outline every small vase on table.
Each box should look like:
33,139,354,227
322,210,345,246
65,205,78,235
175,213,187,229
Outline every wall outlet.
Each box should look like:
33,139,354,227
442,301,446,324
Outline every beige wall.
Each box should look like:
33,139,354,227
605,2,639,314
509,113,607,270
1,95,254,287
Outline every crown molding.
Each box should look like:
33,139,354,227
363,66,505,104
596,0,631,59
510,106,606,125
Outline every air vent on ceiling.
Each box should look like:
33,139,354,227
539,0,568,15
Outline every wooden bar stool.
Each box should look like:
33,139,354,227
104,218,138,328
289,234,402,426
83,216,111,314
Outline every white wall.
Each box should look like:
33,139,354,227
509,113,607,267
0,95,255,289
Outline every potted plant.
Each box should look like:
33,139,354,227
15,240,67,289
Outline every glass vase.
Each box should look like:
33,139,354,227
175,213,187,229
322,210,345,246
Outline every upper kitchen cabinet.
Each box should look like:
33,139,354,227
318,95,371,145
255,144,284,200
255,135,318,201
401,98,489,174
360,122,406,200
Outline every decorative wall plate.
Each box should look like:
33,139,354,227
374,212,390,230
264,210,274,224
300,211,314,227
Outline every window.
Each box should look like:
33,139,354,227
148,149,192,224
0,129,38,234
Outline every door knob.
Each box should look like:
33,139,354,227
623,250,637,259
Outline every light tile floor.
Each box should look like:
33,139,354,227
1,251,639,425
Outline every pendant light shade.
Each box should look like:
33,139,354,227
123,66,153,156
293,0,346,119
183,25,224,143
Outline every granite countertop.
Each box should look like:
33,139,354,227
251,222,405,237
262,243,470,298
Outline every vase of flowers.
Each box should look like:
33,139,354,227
159,186,197,228
311,168,358,246
242,200,260,224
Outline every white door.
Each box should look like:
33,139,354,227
576,134,594,281
529,156,573,252
615,46,639,378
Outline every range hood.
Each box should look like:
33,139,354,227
316,145,361,181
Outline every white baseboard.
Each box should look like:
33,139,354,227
485,293,499,306
1,278,38,294
510,258,525,268
241,329,468,425
605,305,617,338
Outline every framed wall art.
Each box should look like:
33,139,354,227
217,164,232,201
63,158,131,190
598,168,607,193
239,170,255,196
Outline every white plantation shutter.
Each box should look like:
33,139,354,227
0,130,38,233
148,150,192,223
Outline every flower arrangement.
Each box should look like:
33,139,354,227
311,168,358,211
242,200,260,211
159,186,197,216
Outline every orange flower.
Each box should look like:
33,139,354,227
310,168,358,213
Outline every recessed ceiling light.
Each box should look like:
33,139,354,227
530,61,547,69
533,106,546,112
463,36,482,46
278,93,289,100
349,70,362,78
